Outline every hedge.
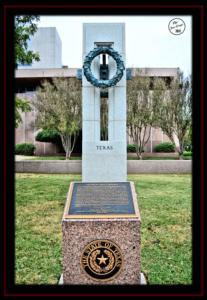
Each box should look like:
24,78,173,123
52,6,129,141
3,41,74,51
154,142,175,153
183,151,192,156
127,144,144,153
35,130,62,144
127,144,136,153
35,130,82,154
15,143,35,155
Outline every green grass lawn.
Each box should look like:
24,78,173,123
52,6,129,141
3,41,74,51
15,173,192,285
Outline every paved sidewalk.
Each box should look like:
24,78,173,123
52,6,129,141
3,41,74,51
15,155,39,161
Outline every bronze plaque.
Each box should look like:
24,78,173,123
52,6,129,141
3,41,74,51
80,240,123,281
65,182,138,218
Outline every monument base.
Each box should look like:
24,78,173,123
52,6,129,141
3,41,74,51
58,273,147,285
62,182,141,285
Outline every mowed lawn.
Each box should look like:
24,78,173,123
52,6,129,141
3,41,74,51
15,173,192,285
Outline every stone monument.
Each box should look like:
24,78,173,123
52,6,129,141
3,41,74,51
81,23,126,182
62,23,141,285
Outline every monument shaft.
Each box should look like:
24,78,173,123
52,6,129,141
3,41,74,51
82,23,127,182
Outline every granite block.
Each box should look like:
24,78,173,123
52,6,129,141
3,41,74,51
62,181,141,285
62,218,141,285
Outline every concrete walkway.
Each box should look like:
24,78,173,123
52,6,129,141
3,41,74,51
15,155,39,161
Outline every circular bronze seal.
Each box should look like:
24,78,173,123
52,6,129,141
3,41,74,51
80,239,123,282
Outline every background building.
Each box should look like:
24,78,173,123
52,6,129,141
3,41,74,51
18,27,62,69
15,27,178,156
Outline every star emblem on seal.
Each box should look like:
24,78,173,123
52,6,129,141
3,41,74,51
80,239,123,281
97,254,108,265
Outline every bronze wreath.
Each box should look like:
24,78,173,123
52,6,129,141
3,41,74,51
83,46,125,88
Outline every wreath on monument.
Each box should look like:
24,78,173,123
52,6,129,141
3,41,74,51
83,46,125,88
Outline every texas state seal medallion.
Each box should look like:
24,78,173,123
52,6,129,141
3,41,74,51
80,240,123,281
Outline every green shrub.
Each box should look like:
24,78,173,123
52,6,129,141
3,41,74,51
127,144,144,153
154,142,175,153
35,129,82,154
15,143,35,155
35,130,62,144
183,151,192,156
184,143,192,152
127,144,136,153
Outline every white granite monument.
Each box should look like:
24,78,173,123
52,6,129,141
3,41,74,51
82,23,127,182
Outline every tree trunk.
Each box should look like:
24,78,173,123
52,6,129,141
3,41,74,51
179,136,185,160
66,150,70,160
60,133,76,160
136,152,143,160
176,144,183,160
178,153,183,160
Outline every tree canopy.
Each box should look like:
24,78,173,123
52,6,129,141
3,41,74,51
157,71,192,159
127,70,192,159
127,73,166,159
15,97,32,128
15,15,40,128
33,78,82,159
15,15,40,68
